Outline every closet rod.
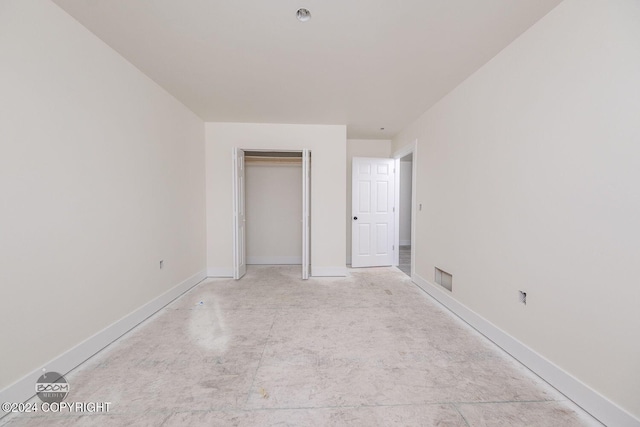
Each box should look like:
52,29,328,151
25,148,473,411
245,156,302,164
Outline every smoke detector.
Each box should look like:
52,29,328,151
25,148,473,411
296,8,311,22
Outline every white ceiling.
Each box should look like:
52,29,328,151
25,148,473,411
52,0,562,139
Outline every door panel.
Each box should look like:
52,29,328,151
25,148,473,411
359,182,371,212
352,157,395,267
376,223,388,254
358,224,371,255
233,148,246,279
377,181,389,212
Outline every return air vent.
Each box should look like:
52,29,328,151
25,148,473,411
435,267,452,291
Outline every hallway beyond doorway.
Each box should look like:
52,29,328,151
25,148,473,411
399,245,411,276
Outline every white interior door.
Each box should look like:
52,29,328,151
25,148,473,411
302,149,310,279
232,148,246,279
351,157,395,268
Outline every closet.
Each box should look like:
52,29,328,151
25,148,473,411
232,149,310,280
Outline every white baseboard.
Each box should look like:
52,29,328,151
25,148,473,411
311,266,347,277
399,240,411,246
247,256,301,265
0,270,206,410
412,273,639,427
209,266,348,277
207,267,233,277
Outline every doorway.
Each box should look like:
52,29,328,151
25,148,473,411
350,148,416,273
393,141,417,278
398,153,413,276
232,149,310,280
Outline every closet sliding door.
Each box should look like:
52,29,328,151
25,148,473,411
232,148,246,279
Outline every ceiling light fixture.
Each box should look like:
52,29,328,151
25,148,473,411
296,8,311,22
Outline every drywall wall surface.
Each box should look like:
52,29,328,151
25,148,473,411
346,139,392,263
393,0,640,419
246,163,302,264
206,123,346,275
0,0,206,390
399,161,413,245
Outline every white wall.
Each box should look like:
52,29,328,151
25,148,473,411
393,0,640,422
0,0,206,393
206,123,346,276
246,162,302,264
346,139,392,264
399,161,413,245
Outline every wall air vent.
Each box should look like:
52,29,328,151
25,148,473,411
435,267,452,291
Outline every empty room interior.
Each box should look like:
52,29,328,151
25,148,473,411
1,1,639,426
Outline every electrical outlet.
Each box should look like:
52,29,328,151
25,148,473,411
519,290,527,305
159,260,164,269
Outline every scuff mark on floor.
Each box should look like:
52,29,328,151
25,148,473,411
188,299,229,352
259,387,269,399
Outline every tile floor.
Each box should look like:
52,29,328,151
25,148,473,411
1,266,601,426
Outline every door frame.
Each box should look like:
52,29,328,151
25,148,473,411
301,149,310,279
393,140,417,278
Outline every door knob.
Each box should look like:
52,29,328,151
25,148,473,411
353,216,358,220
